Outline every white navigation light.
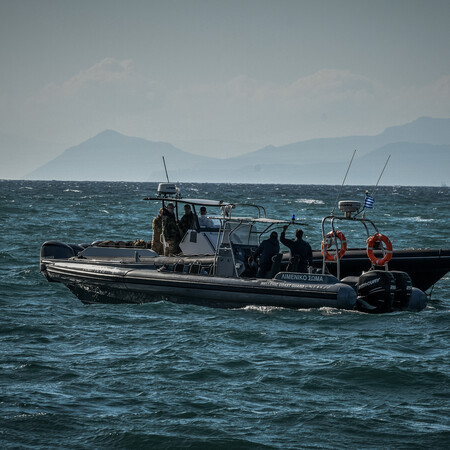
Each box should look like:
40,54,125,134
157,183,177,196
338,200,361,218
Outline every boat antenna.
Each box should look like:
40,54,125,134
331,149,356,215
358,154,391,218
162,156,170,182
373,154,391,195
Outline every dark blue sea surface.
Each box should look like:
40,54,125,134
1,180,449,449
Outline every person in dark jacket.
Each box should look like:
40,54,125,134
253,231,280,278
280,226,312,273
178,204,198,236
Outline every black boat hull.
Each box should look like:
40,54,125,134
311,248,450,291
44,261,358,310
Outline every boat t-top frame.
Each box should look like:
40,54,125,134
143,183,307,277
321,200,392,279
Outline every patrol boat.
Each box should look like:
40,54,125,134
40,183,442,313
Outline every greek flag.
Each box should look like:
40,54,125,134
364,194,375,209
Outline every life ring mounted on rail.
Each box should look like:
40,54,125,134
321,230,347,261
366,233,393,266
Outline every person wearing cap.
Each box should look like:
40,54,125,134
162,203,180,256
280,226,312,273
198,206,214,228
151,208,164,254
253,231,280,278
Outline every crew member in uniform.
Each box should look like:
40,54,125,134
151,208,164,254
179,204,198,236
280,226,313,273
253,231,280,278
162,203,180,256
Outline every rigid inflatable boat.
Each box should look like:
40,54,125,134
41,183,448,313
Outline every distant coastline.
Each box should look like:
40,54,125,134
19,117,450,186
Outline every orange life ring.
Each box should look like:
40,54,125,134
366,233,393,265
321,230,347,261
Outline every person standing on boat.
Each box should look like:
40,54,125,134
179,204,198,236
151,208,164,254
253,231,280,278
280,226,313,273
198,206,214,228
162,203,180,256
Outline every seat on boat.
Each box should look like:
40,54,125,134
189,260,202,274
173,260,185,272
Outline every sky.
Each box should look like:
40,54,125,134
1,0,450,178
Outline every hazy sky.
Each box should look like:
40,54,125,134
1,0,450,176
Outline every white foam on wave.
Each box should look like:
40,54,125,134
295,198,324,205
407,216,434,223
236,305,361,315
318,306,343,315
237,305,285,313
318,306,364,315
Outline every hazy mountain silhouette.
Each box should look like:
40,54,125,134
26,130,215,182
379,117,450,145
25,117,450,185
224,116,450,168
197,142,449,185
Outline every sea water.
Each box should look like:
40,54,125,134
1,180,449,449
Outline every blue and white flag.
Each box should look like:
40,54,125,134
364,194,375,209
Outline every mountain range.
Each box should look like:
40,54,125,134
25,117,450,186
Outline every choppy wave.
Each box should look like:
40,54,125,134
1,180,449,449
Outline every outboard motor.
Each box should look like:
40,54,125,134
40,241,78,281
41,241,77,260
356,270,395,313
390,271,413,310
